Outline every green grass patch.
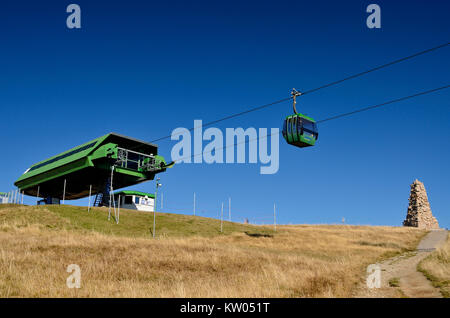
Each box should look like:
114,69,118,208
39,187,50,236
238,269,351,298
417,261,450,298
357,241,401,249
388,277,400,287
417,232,449,298
0,204,273,239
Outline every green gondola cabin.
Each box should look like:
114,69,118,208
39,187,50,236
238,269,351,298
282,113,319,148
282,89,319,148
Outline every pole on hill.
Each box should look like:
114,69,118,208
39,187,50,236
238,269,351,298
117,194,120,224
108,166,117,222
36,186,40,205
221,202,224,233
193,192,196,216
154,178,162,238
274,203,277,232
228,197,231,222
62,179,66,205
88,185,92,212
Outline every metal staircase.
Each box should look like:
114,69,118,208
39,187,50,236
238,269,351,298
93,169,114,207
93,193,103,207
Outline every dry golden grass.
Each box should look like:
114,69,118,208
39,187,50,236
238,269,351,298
418,232,450,297
0,205,426,297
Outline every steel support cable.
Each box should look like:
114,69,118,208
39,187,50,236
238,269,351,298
173,84,450,163
316,84,450,123
150,97,292,143
301,42,449,96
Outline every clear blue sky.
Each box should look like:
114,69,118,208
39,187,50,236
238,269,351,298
1,0,449,227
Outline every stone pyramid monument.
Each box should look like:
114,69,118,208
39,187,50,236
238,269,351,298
403,179,439,229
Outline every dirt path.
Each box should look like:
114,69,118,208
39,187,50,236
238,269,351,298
354,229,448,298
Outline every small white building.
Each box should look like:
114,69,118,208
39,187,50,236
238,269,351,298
0,193,8,204
113,190,155,212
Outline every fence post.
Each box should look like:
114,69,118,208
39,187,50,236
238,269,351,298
228,197,231,221
274,203,277,232
88,185,92,212
220,202,224,233
62,179,66,204
117,195,120,224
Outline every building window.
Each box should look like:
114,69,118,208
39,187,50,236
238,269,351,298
124,196,132,205
135,196,140,205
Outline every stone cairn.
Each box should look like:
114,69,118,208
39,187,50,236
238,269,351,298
403,179,439,229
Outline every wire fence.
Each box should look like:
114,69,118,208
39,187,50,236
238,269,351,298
156,196,276,226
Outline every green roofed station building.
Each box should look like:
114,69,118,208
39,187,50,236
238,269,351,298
14,133,171,206
114,190,156,212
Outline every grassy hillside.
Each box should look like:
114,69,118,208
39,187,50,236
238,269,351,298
0,204,426,297
0,204,272,238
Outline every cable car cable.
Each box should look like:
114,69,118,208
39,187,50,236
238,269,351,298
174,84,450,163
301,42,449,96
150,97,292,143
150,42,449,144
316,84,450,123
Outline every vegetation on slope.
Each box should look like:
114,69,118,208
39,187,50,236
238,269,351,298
418,232,450,298
0,204,272,238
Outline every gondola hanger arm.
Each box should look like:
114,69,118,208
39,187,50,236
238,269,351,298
291,88,302,114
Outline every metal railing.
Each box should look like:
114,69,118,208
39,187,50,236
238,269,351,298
115,147,163,172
